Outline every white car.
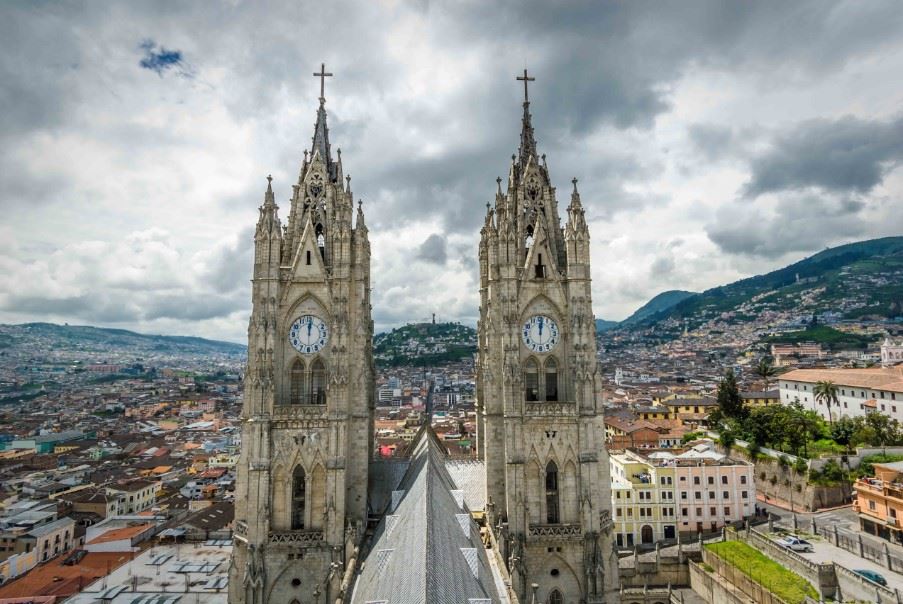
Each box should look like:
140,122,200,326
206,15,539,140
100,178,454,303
776,535,814,553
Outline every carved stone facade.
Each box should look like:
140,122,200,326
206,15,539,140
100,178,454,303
476,79,619,604
228,87,374,604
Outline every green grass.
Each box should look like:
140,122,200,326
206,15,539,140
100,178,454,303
705,541,819,604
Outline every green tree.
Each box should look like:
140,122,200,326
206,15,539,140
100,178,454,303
830,416,859,449
716,368,747,420
754,357,777,392
718,430,736,455
813,380,840,425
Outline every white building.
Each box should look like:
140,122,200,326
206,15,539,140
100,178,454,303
610,443,754,547
779,367,903,421
882,337,903,367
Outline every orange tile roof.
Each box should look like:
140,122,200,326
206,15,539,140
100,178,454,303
86,523,153,545
781,367,903,393
0,552,133,599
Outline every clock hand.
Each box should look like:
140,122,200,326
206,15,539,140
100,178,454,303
307,319,312,339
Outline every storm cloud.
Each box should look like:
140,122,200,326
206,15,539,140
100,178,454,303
1,0,902,339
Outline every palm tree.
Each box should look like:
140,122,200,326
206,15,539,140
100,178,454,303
814,380,840,425
754,357,777,392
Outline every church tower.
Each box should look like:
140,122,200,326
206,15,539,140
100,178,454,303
229,65,374,604
476,71,619,604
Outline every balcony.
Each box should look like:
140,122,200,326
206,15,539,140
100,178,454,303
269,529,325,547
528,523,582,541
524,401,578,417
272,404,329,420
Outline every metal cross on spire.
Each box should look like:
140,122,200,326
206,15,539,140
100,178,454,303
516,68,535,104
313,63,333,101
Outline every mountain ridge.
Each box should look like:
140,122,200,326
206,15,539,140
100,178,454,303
628,236,903,331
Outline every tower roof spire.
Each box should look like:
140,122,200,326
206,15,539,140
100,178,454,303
310,63,336,179
516,69,538,171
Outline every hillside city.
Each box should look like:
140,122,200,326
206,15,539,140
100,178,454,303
1,238,902,601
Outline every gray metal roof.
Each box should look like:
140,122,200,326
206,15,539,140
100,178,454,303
352,428,501,604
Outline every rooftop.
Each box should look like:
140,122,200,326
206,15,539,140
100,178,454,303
64,542,232,604
781,367,903,393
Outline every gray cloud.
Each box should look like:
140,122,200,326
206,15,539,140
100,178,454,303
705,193,871,258
1,0,902,337
416,234,448,265
744,115,903,197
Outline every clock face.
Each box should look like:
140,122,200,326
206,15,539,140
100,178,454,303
289,315,329,354
522,315,560,353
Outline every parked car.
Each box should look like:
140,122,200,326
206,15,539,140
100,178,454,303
776,536,814,552
853,569,887,586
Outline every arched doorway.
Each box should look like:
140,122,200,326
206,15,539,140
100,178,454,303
641,524,653,544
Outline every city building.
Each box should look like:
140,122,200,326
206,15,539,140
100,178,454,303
882,337,903,367
779,366,903,421
853,460,903,543
610,443,755,546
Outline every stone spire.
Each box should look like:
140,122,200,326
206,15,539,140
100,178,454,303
311,99,333,173
516,69,538,172
256,175,281,237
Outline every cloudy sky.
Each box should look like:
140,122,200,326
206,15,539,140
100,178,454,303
2,1,903,343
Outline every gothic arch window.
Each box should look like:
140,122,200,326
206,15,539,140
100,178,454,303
545,461,560,524
291,466,306,529
524,358,539,402
544,357,558,402
310,359,326,405
548,590,563,604
290,359,306,405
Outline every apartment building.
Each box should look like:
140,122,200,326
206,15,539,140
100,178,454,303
853,460,903,543
610,442,755,546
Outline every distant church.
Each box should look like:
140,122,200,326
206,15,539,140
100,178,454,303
229,66,618,604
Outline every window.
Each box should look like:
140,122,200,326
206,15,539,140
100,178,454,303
616,508,622,517
544,358,558,401
694,492,701,500
535,253,546,278
524,359,539,401
724,506,730,515
740,476,747,485
708,476,714,485
723,491,729,499
696,508,702,516
290,359,305,405
545,461,560,524
710,507,716,515
721,476,728,485
681,492,687,500
693,476,700,485
310,359,326,404
548,589,563,604
869,500,876,511
708,492,715,500
306,250,311,265
292,466,306,529
742,491,748,499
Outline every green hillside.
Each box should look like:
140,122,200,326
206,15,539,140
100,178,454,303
595,319,619,332
1,322,246,355
374,322,476,367
621,290,697,326
631,237,903,330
